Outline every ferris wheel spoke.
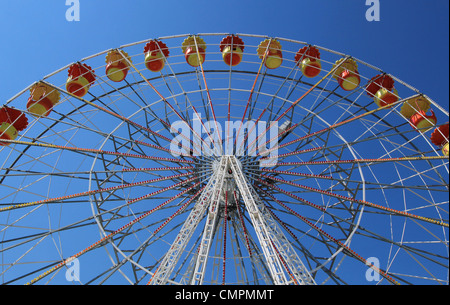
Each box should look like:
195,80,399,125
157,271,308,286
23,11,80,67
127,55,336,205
240,38,272,123
275,56,351,124
220,192,228,284
230,40,274,153
259,174,448,228
24,179,204,285
263,47,312,123
347,227,449,285
260,146,323,159
228,156,316,285
119,51,219,155
194,38,223,149
148,158,229,285
352,221,449,267
144,46,223,153
261,168,447,194
263,94,422,157
41,81,187,151
254,186,348,284
0,138,195,165
271,155,448,167
0,172,195,213
125,176,198,205
255,181,356,238
93,201,200,285
269,123,420,165
120,76,199,149
254,185,400,285
234,192,252,256
246,68,268,121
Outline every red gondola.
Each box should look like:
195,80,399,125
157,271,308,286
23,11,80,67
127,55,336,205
430,123,449,156
0,106,28,146
220,35,244,66
295,46,321,78
66,63,96,98
144,40,169,72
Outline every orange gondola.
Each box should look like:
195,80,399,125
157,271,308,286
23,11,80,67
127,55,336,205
105,50,131,82
400,96,431,119
26,82,61,117
182,36,206,67
257,39,283,69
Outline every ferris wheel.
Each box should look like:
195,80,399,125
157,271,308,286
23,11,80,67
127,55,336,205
0,33,448,285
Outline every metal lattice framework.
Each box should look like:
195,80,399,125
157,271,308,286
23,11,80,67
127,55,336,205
0,33,448,285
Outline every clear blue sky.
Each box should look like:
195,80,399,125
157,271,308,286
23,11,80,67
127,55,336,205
0,0,448,111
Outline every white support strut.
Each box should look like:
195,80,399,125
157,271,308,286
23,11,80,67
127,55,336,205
149,158,227,285
190,157,228,284
228,155,315,285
